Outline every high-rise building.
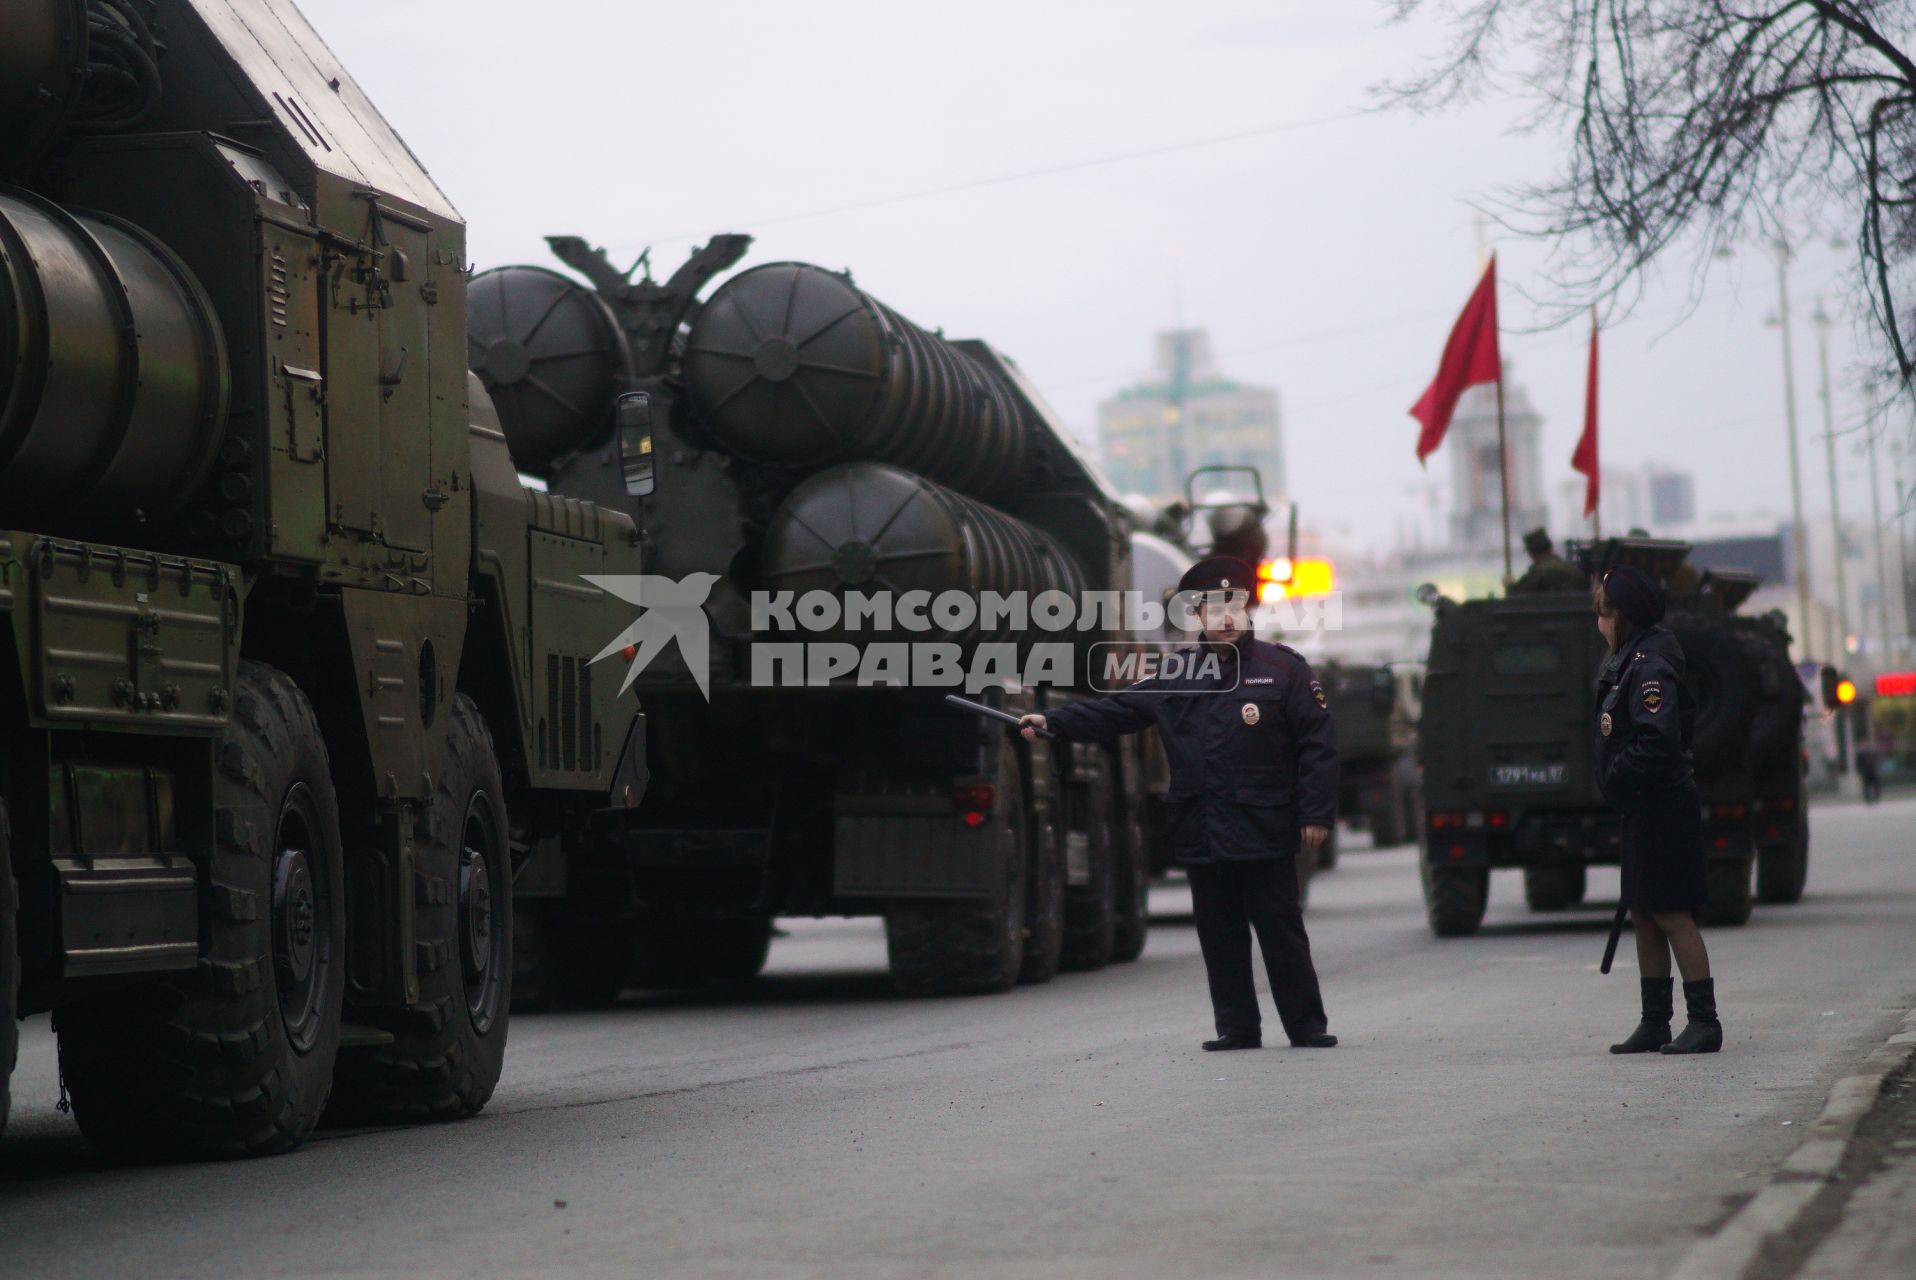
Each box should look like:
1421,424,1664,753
1097,329,1285,502
1446,374,1549,551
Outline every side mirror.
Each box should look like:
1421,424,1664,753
617,392,655,497
1414,582,1440,608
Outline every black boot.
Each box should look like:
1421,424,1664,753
1202,1032,1262,1051
1661,978,1723,1054
1610,977,1673,1054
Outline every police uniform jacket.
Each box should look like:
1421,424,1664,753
1044,637,1338,864
1594,625,1693,806
1595,625,1707,911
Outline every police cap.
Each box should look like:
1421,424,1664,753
1178,556,1258,595
1522,527,1552,556
1601,563,1666,627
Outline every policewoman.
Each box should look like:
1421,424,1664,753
1594,565,1723,1056
1018,557,1340,1051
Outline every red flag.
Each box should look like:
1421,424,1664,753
1572,307,1599,517
1410,256,1501,463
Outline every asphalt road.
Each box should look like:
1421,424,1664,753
4,799,1913,1280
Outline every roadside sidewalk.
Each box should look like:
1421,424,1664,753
1786,1066,1916,1279
1673,1005,1916,1280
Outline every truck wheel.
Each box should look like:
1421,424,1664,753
58,661,345,1157
1421,858,1488,936
1522,865,1585,911
1667,612,1758,773
2,802,16,1143
885,751,1027,996
1060,758,1116,972
630,917,773,988
1017,756,1065,985
511,900,630,1010
1107,746,1150,964
1756,804,1810,905
333,695,511,1121
1700,855,1755,927
1364,799,1397,850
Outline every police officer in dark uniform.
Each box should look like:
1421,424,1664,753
1018,557,1339,1051
1594,565,1723,1056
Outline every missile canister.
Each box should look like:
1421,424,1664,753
467,264,631,473
0,187,227,529
760,461,1085,648
683,263,1030,498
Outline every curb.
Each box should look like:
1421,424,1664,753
1668,1004,1916,1280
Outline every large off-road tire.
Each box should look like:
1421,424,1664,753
332,695,511,1121
2,802,17,1143
1364,798,1398,851
1740,629,1805,771
1756,782,1810,905
58,661,346,1158
886,751,1028,996
1017,756,1066,985
511,899,631,1009
1522,864,1586,912
1666,611,1758,773
1107,747,1150,964
629,917,773,989
1060,758,1116,972
1700,855,1755,927
1422,857,1489,937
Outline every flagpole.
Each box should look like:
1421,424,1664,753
1496,365,1512,581
1590,304,1599,542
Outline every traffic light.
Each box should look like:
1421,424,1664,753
1819,666,1856,710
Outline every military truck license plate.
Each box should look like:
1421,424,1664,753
1490,763,1568,787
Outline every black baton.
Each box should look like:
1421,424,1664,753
943,694,1054,739
1599,900,1629,974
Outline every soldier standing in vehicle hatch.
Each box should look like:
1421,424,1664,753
1018,556,1340,1051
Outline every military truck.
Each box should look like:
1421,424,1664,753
470,247,1155,998
1318,661,1423,853
1,0,643,1157
1414,538,1804,936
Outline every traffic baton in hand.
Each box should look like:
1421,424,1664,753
943,694,1054,739
1599,900,1628,974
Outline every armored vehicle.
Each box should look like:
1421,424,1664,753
472,246,1153,998
1318,661,1423,853
1,0,642,1156
1414,538,1804,936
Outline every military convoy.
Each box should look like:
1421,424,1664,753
471,246,1161,999
1318,661,1422,852
1414,538,1806,936
1,0,644,1155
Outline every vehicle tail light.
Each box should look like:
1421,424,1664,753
952,783,995,809
1712,836,1730,850
1429,811,1465,829
1486,811,1510,828
1770,797,1796,813
1449,843,1466,860
1710,804,1748,821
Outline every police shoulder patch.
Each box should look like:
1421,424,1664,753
1640,681,1665,713
1310,679,1328,708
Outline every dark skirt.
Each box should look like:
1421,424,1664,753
1619,779,1707,913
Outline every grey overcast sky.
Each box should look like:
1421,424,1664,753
299,0,1889,553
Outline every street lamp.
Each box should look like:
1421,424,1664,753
1765,240,1816,660
1811,300,1850,656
